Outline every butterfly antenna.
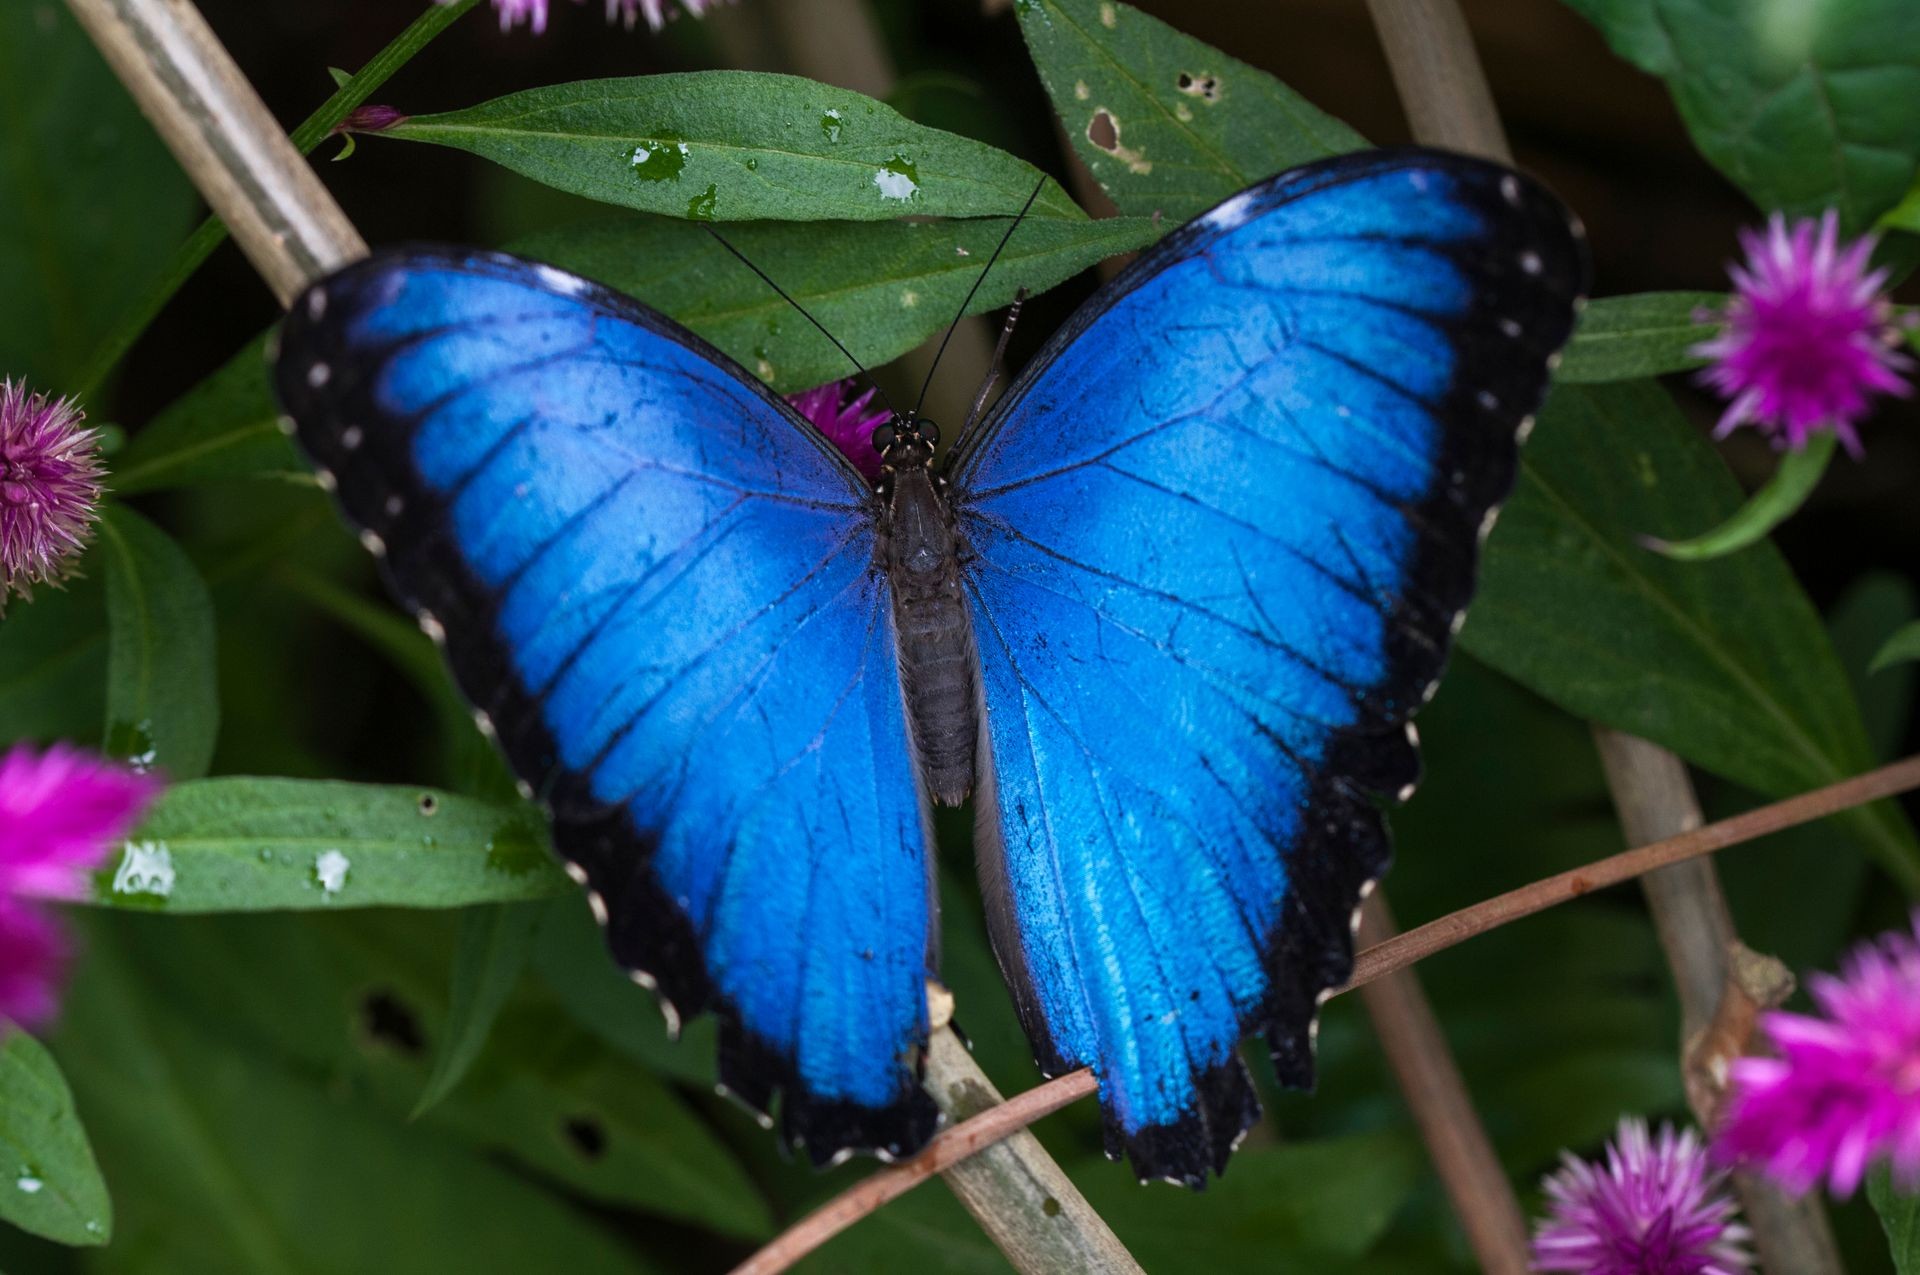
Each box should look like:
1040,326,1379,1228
912,176,1048,419
700,225,899,418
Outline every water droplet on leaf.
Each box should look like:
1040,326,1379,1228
874,155,919,202
627,135,689,182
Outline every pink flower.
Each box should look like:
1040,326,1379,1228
787,379,892,481
1716,916,1920,1196
0,743,160,1028
1534,1118,1750,1275
1692,210,1912,455
0,380,103,612
455,0,728,33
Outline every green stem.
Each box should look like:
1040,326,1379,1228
72,0,482,400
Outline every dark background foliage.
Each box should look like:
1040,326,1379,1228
2,0,1917,1271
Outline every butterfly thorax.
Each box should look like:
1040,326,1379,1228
877,417,977,807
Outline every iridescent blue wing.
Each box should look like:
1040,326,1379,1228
272,249,939,1163
950,149,1586,1185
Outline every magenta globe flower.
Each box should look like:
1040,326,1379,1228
0,380,103,612
787,379,892,481
0,743,160,1028
457,0,727,33
1533,1118,1750,1275
1691,211,1912,455
1717,916,1920,1196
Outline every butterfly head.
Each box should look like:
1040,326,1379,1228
872,414,940,472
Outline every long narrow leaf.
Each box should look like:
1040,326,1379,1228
0,1030,110,1247
387,71,1084,222
1645,431,1837,560
98,505,218,780
412,903,543,1116
87,779,567,911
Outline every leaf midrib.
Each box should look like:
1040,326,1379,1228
1516,454,1841,785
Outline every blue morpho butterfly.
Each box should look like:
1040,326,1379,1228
271,146,1586,1187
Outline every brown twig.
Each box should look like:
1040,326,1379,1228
1351,752,1920,989
1358,4,1534,1268
729,1069,1099,1275
734,755,1920,1275
64,0,365,304
1593,729,1842,1272
1357,894,1532,1273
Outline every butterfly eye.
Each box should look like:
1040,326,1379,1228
913,418,941,446
871,422,897,452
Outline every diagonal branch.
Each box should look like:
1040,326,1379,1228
735,754,1920,1274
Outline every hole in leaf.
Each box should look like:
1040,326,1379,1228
1087,110,1119,152
1176,72,1220,101
564,1116,609,1161
360,989,426,1056
418,793,439,816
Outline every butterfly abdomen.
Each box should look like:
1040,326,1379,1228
883,467,977,806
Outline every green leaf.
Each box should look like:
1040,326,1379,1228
1557,291,1718,383
1075,1132,1422,1266
1017,0,1364,218
1462,380,1920,887
0,571,106,748
273,567,517,800
50,922,660,1275
1872,1166,1920,1272
1872,621,1920,674
512,212,1161,393
386,71,1084,223
529,895,715,1085
0,1029,109,1247
412,903,542,1116
87,778,568,911
1562,0,1920,232
1646,429,1837,560
92,910,773,1241
114,335,303,493
97,506,218,780
795,1184,1013,1273
0,2,194,387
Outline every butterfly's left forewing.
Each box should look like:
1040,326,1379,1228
952,149,1586,1185
274,250,939,1163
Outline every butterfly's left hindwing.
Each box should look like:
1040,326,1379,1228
273,250,940,1164
952,149,1587,1185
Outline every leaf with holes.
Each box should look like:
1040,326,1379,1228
1018,0,1364,219
51,919,662,1275
114,335,304,493
95,909,773,1241
0,1030,110,1247
385,71,1083,223
86,778,568,912
512,212,1161,393
98,505,218,780
1462,380,1920,888
412,902,543,1116
1557,291,1718,383
1562,0,1920,232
